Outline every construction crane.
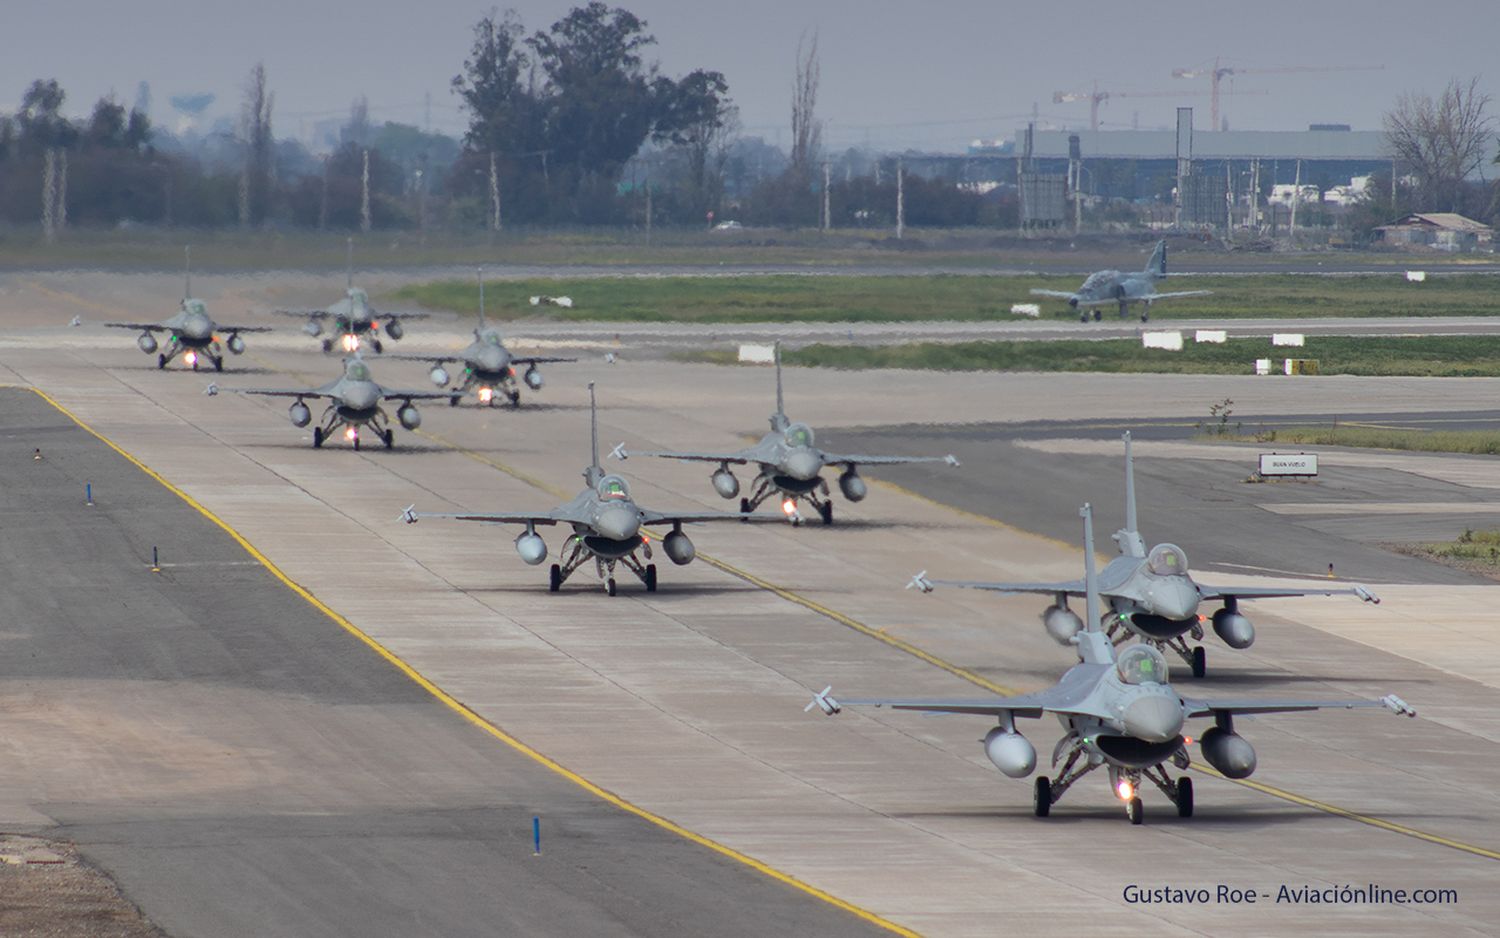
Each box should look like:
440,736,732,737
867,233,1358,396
1052,83,1198,133
1172,59,1385,131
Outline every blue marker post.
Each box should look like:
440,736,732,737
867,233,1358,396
533,816,541,856
85,482,93,507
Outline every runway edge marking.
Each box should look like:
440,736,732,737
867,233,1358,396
28,387,921,938
403,428,1500,863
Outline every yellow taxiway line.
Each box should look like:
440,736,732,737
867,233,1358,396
28,387,921,938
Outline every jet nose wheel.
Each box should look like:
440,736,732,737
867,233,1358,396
1127,797,1144,825
1191,646,1207,679
606,577,617,597
1033,776,1052,817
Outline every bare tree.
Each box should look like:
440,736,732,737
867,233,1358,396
240,62,275,225
789,31,821,183
1384,76,1494,213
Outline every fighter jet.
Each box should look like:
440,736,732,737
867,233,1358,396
276,243,427,353
611,343,959,525
912,432,1379,677
395,270,575,407
809,503,1416,824
1030,239,1211,322
401,383,770,595
229,355,456,449
105,247,271,371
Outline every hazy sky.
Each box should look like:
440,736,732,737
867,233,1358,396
6,0,1496,152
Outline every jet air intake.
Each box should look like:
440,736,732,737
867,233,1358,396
1212,608,1255,649
711,467,740,499
1200,726,1257,778
515,531,548,565
983,727,1036,778
838,469,867,502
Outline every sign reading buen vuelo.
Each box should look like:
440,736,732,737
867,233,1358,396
1259,452,1318,477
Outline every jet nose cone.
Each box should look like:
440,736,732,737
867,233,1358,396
783,449,823,481
183,313,212,339
595,504,640,541
477,347,507,372
1122,694,1184,743
342,383,379,411
1151,578,1201,621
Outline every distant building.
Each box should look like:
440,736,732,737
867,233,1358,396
1374,213,1493,251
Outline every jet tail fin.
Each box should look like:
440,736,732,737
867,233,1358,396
1082,503,1101,632
183,245,192,300
588,382,599,472
775,340,785,418
346,237,354,291
477,267,487,332
1145,239,1167,278
1115,431,1147,557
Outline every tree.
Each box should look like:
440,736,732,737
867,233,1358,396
1384,76,1494,214
652,69,736,217
789,31,821,184
17,79,75,151
239,62,275,225
529,0,661,212
452,10,535,153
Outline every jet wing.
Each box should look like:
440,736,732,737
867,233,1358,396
380,312,430,320
275,309,332,319
216,324,275,333
511,356,578,366
611,445,755,466
1182,694,1416,719
402,510,566,526
915,575,1087,596
1029,289,1080,300
104,322,169,332
820,452,960,468
1143,290,1213,301
385,354,462,365
640,509,770,525
1196,583,1380,604
807,688,1050,719
230,388,327,399
378,387,462,402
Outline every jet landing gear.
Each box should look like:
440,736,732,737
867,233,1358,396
1033,744,1193,823
739,476,835,526
1157,635,1208,678
547,539,657,595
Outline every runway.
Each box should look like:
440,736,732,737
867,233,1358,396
4,273,1500,936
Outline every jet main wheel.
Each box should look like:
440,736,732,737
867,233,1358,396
157,354,168,370
449,395,460,407
321,338,334,353
372,339,384,354
606,577,618,597
644,564,658,592
1176,778,1194,818
1033,776,1052,817
1127,797,1144,825
508,391,521,407
548,564,562,592
1093,310,1102,321
213,356,225,372
1190,646,1207,679
383,429,395,449
739,497,751,515
819,502,834,525
1140,311,1150,322
312,427,324,448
